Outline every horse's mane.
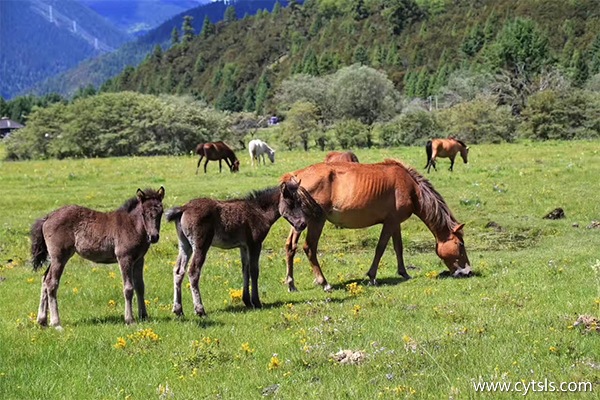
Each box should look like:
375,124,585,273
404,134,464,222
119,188,163,213
448,136,467,148
245,186,279,208
383,159,459,232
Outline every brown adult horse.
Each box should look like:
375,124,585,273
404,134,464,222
196,141,240,174
324,151,360,163
425,137,469,173
280,160,471,292
166,181,320,317
31,187,165,329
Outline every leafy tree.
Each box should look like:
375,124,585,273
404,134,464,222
281,101,319,151
382,0,425,35
377,110,437,147
330,64,400,125
333,118,370,148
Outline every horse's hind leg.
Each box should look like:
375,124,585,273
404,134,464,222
196,155,204,175
172,234,192,316
366,222,395,285
132,257,147,321
37,267,50,327
41,254,70,329
188,238,212,317
302,219,331,292
284,228,302,292
204,159,209,173
392,227,410,280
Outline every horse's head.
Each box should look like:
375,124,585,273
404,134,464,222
278,179,321,232
268,150,275,163
458,141,469,164
136,186,165,244
231,159,240,172
436,224,472,277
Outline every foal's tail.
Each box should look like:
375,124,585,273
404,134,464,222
30,217,48,271
165,207,184,223
425,140,433,168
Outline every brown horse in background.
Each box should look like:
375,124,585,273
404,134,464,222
425,137,469,173
280,160,471,292
165,181,320,317
324,151,360,163
30,187,165,329
196,141,240,174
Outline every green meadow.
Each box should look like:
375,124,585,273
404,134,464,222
0,141,599,399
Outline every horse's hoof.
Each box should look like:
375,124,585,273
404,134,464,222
368,279,378,286
323,283,333,292
194,306,207,317
172,305,184,316
253,301,263,309
288,284,298,293
400,273,412,280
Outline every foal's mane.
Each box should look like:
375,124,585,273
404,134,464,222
119,188,163,213
244,186,279,208
383,159,459,232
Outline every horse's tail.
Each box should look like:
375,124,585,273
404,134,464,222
165,207,184,223
425,140,433,168
30,217,48,271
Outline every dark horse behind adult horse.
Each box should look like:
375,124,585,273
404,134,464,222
425,137,469,172
30,187,165,329
166,181,321,317
280,160,471,292
196,141,240,174
324,151,360,163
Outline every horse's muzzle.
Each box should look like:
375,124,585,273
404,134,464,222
453,265,472,277
149,234,160,244
294,221,307,232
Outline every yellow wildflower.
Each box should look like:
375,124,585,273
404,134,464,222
114,337,127,349
268,354,281,370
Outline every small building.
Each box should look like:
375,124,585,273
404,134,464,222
0,117,24,138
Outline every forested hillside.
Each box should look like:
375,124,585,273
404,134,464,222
101,0,600,112
32,0,286,98
0,0,131,99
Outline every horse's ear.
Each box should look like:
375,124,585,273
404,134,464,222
136,188,146,201
157,186,165,200
452,223,465,234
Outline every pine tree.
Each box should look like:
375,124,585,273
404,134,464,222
353,45,369,65
182,16,195,43
570,50,589,88
255,74,271,115
201,15,215,39
224,6,237,23
171,27,180,46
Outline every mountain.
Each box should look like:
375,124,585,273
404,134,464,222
98,0,600,112
31,0,285,98
78,0,213,36
0,0,131,99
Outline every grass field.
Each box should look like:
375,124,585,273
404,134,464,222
0,141,599,399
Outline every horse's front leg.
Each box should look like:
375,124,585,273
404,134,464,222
172,238,192,316
449,156,455,171
302,219,331,292
240,246,252,308
284,227,302,292
196,156,204,175
366,222,395,285
248,244,262,308
392,227,410,280
118,256,136,325
132,257,147,321
204,159,209,173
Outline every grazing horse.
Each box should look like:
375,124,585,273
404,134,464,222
196,141,240,174
280,160,472,292
249,139,276,166
425,137,469,173
30,187,165,329
166,181,320,317
324,151,360,163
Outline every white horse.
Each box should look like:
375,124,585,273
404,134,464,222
249,139,276,166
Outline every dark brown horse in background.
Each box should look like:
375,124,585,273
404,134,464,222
31,187,165,329
196,141,240,174
280,160,471,292
324,151,359,163
425,137,469,173
166,181,320,317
